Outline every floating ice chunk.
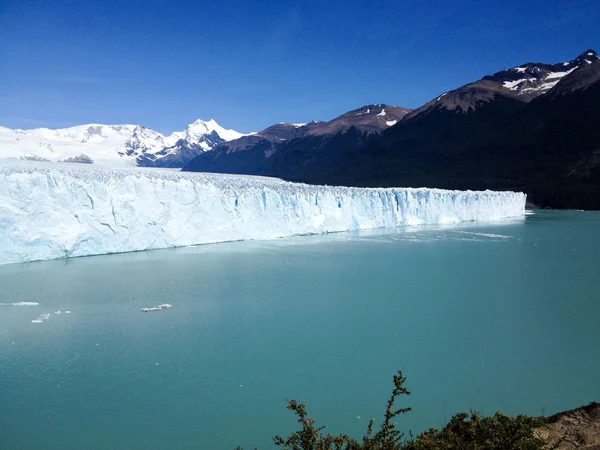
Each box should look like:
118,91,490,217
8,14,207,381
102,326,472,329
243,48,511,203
0,301,39,306
31,313,50,323
65,310,72,314
456,231,512,239
140,303,172,312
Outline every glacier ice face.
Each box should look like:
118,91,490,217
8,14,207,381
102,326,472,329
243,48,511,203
0,161,526,265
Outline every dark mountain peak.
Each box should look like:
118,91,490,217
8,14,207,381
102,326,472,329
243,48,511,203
575,49,598,62
404,79,515,120
488,49,600,96
309,104,411,136
546,58,600,98
506,49,598,74
406,49,600,121
337,104,409,119
340,104,385,117
254,121,325,142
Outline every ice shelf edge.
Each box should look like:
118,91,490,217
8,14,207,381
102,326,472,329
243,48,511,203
0,161,527,265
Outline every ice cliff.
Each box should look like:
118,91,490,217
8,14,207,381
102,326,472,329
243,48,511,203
0,161,526,265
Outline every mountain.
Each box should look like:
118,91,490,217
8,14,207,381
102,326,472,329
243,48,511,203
0,119,245,168
307,104,411,135
183,49,600,209
182,121,324,175
482,49,598,98
404,49,598,120
272,52,600,209
182,104,410,175
135,119,245,168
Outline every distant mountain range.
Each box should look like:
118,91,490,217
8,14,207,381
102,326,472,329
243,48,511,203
183,49,600,210
2,49,599,209
185,104,410,176
0,119,245,168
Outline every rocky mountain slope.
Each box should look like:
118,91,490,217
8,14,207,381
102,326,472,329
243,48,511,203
305,55,600,209
405,49,598,120
536,402,600,449
180,121,326,175
183,104,410,175
184,49,600,209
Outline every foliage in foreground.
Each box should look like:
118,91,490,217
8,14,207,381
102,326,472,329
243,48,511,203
238,370,547,450
403,411,546,450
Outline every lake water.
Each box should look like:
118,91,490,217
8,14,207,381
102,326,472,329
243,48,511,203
1,210,599,449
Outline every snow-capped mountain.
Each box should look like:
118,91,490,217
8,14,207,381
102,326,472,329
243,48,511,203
0,119,245,168
484,49,599,98
135,119,247,168
183,118,245,145
406,49,599,119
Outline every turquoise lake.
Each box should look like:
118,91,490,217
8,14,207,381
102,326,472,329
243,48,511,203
1,210,599,449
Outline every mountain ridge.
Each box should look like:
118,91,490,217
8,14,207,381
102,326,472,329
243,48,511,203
3,48,599,208
183,49,600,209
182,103,411,175
404,49,599,121
0,119,245,168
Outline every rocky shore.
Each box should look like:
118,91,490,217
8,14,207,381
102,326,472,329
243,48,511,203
536,402,600,449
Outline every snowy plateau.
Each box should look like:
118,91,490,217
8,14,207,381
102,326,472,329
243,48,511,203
0,119,245,167
0,161,526,265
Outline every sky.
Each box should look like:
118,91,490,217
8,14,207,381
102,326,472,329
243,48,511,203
1,0,599,134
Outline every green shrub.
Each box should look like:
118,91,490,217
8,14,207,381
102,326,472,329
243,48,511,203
238,370,547,450
404,411,546,450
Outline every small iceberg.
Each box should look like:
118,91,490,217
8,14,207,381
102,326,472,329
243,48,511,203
1,301,39,306
31,313,50,323
140,303,172,313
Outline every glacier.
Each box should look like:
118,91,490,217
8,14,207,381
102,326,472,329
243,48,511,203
0,160,526,265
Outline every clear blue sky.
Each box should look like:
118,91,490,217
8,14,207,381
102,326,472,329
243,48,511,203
1,0,599,134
